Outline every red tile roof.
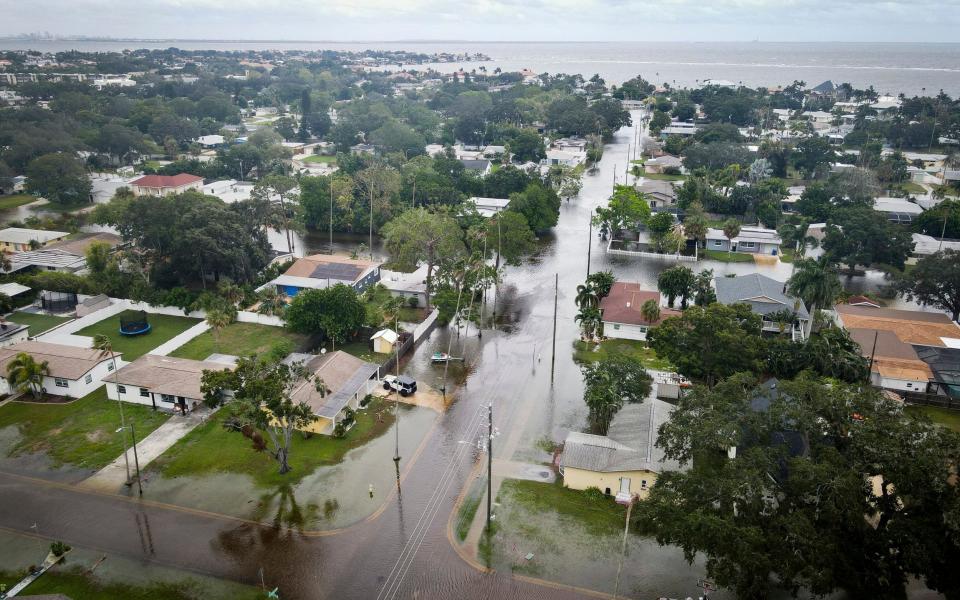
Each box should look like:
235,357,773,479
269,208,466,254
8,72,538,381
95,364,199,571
599,282,681,326
131,174,203,188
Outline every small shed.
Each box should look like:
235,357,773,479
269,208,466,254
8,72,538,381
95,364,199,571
370,329,399,354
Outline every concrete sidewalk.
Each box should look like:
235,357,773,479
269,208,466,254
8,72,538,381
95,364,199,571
78,408,212,492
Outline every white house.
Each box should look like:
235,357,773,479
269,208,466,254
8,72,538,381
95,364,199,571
0,228,69,253
705,226,782,255
543,149,584,168
195,135,226,148
466,197,510,217
0,341,117,398
873,197,923,224
105,354,232,413
599,283,680,342
130,174,204,197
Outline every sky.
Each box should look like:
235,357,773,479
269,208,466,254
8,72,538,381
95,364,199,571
4,0,960,43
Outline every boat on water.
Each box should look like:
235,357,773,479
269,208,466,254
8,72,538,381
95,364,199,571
431,352,463,363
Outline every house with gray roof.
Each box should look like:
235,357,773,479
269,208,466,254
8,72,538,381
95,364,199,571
705,226,782,255
559,399,684,501
284,350,381,435
714,273,810,340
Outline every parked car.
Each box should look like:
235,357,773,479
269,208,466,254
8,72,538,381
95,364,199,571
383,374,417,396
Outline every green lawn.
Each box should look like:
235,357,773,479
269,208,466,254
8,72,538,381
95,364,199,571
0,566,262,600
301,154,337,164
151,396,395,487
0,388,169,470
455,480,485,542
905,405,960,432
169,322,309,361
0,194,37,210
640,169,686,181
573,338,673,370
501,479,626,538
339,339,381,363
75,310,201,361
779,247,797,263
896,181,926,195
703,248,756,263
8,311,72,336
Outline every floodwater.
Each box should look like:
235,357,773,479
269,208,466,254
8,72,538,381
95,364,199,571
0,113,944,600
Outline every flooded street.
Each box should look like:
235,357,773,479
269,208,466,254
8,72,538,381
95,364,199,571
0,115,925,600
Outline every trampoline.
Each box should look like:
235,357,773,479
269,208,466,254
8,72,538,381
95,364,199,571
119,311,152,336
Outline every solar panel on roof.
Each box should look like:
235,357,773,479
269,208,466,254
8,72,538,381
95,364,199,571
309,263,363,281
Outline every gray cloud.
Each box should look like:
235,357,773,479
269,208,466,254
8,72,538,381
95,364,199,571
4,0,960,41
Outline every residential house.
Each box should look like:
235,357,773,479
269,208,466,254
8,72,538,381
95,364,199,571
130,173,204,197
873,197,923,225
714,274,810,340
380,265,428,308
5,232,124,274
285,351,381,435
551,137,588,153
201,179,257,204
559,399,684,501
350,143,378,156
459,159,493,176
705,226,782,255
0,319,29,348
635,179,677,208
910,233,960,263
543,149,584,168
658,122,698,140
195,134,226,148
466,197,510,217
0,340,117,398
269,254,381,298
105,354,232,412
643,155,683,174
0,228,69,253
834,304,960,394
599,283,680,341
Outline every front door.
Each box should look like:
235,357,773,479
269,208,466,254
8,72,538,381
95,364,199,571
619,477,631,495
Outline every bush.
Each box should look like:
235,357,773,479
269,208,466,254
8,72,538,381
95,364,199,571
342,407,356,425
359,394,372,408
407,296,420,308
265,339,294,363
333,421,346,438
583,486,608,501
663,166,682,176
49,541,71,557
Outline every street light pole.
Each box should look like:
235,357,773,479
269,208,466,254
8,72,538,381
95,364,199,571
393,314,401,463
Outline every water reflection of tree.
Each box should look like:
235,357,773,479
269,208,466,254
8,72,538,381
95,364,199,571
250,483,320,533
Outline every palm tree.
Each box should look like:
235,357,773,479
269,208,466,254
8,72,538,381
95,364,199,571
6,352,49,400
722,219,741,253
218,281,244,307
575,284,600,310
630,164,643,184
657,265,695,309
640,299,660,325
206,308,233,353
257,287,285,316
787,256,842,338
575,307,602,340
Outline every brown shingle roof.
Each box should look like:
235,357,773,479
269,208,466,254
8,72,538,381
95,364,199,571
106,354,231,399
283,254,380,283
290,351,379,418
47,232,123,256
847,328,934,383
836,304,960,347
0,341,114,380
599,283,680,326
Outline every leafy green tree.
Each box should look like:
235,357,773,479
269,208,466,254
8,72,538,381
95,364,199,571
649,110,671,135
682,201,709,248
792,136,835,179
507,128,546,163
636,374,960,600
382,208,466,309
484,210,536,268
897,249,960,321
647,303,763,386
6,352,50,400
593,185,651,234
581,355,653,434
507,183,561,232
206,357,318,474
722,218,741,252
657,265,695,309
913,199,960,239
284,285,366,348
823,207,915,272
25,153,91,206
692,269,716,306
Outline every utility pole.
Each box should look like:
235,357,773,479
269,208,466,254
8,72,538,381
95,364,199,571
130,423,142,496
586,213,593,278
612,164,616,192
393,314,401,463
551,273,558,382
329,176,334,252
486,403,493,532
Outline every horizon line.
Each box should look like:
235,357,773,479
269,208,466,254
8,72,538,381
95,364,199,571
3,37,960,45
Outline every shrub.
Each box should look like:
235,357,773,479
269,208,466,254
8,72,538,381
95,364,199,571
583,486,607,501
663,166,682,176
333,421,346,438
49,541,71,557
406,296,420,308
359,394,372,408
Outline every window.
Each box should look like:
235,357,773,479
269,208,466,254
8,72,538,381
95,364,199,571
117,385,127,394
140,388,149,398
107,362,115,372
712,240,723,247
161,394,175,403
740,241,756,249
638,326,649,334
641,480,648,489
84,374,93,384
54,378,68,388
613,323,621,330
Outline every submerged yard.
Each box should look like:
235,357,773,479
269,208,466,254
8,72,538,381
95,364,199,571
0,388,169,471
75,310,200,361
573,338,673,370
